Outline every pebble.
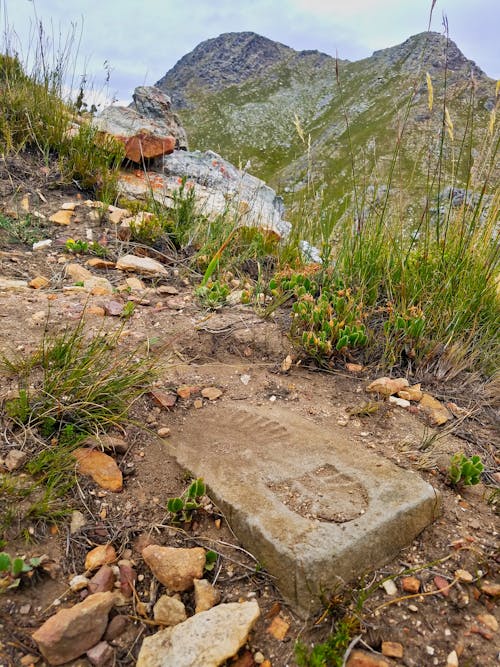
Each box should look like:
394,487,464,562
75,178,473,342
455,569,473,583
446,650,459,667
382,579,398,596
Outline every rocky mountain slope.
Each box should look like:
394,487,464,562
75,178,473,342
156,31,499,220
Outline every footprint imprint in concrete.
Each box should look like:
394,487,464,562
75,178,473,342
268,464,368,523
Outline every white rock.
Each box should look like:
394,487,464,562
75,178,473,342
116,255,168,276
33,239,52,251
136,600,260,667
388,395,411,408
382,579,398,596
446,650,459,667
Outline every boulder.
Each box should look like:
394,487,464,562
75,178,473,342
136,600,260,667
130,86,188,150
117,150,291,240
32,591,115,665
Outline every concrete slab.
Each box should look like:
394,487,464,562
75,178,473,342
168,404,440,617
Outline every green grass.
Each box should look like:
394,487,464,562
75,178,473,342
0,314,161,538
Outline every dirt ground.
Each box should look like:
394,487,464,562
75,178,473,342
0,152,498,667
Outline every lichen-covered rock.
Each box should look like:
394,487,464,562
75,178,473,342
136,600,260,667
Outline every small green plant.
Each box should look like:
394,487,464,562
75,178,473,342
65,238,89,254
167,478,206,524
121,301,136,319
0,551,42,591
0,214,45,246
204,550,218,572
295,617,357,667
196,280,230,309
448,453,484,486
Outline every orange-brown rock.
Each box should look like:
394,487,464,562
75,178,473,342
142,545,206,591
73,448,123,492
85,544,117,571
346,650,389,667
32,591,115,665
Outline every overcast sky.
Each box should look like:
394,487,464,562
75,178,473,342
1,0,498,107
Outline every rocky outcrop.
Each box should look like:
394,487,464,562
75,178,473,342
117,150,291,239
130,86,188,150
93,86,187,162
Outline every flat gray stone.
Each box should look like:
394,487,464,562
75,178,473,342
168,404,440,617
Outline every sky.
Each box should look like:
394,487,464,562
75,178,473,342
1,0,498,107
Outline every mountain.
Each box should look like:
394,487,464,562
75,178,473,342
155,32,499,221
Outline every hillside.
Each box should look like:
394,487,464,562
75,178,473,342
156,31,499,220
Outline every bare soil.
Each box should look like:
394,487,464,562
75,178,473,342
0,152,498,667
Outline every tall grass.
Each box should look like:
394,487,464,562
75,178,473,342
0,11,124,197
280,28,499,377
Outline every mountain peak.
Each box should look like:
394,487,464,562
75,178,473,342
155,31,294,109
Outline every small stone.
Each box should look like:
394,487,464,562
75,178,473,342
240,374,251,385
397,383,423,401
420,393,452,425
29,275,50,289
477,613,498,631
446,650,459,667
87,305,106,317
86,640,114,666
157,285,179,295
254,652,265,664
88,565,115,594
104,614,128,641
366,377,409,396
266,615,289,640
32,591,115,665
281,355,293,372
118,561,136,598
86,258,116,269
388,395,410,408
125,276,145,291
381,579,397,596
153,594,188,626
177,385,194,399
4,448,27,471
20,603,31,614
401,576,420,593
142,545,206,591
480,582,500,597
455,569,473,583
61,202,78,211
49,209,74,225
70,510,87,534
381,641,403,658
66,263,93,282
434,575,451,596
20,654,39,666
103,300,125,316
346,363,363,373
108,206,129,224
33,239,53,251
74,448,123,492
346,650,389,666
116,254,168,276
84,277,114,296
194,578,221,613
157,427,171,438
69,574,89,592
194,398,203,409
166,295,186,310
85,545,117,571
150,389,177,410
201,387,223,401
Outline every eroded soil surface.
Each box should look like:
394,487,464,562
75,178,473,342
0,153,498,666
